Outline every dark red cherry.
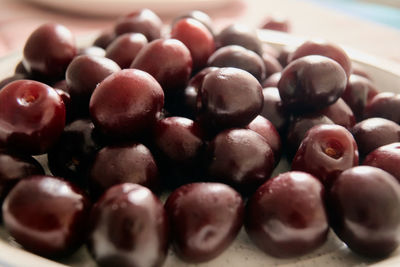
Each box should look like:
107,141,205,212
342,74,378,121
152,117,205,186
261,72,281,88
288,39,352,78
47,119,100,187
262,52,282,79
286,114,334,156
22,23,76,79
278,55,347,113
319,98,356,129
246,115,281,164
105,33,148,69
130,39,193,95
216,24,263,55
0,74,27,90
0,152,44,200
66,55,121,118
0,80,65,155
114,9,163,41
206,128,274,195
165,182,243,262
172,10,214,36
78,46,106,57
208,45,265,81
88,183,168,267
14,61,30,76
182,67,218,118
245,171,328,258
2,175,90,257
292,124,359,186
261,15,290,32
171,18,215,71
364,92,400,124
89,143,159,196
364,142,400,183
260,87,288,134
197,67,263,131
93,30,116,49
328,166,400,257
351,118,400,157
89,69,164,139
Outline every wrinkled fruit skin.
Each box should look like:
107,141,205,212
165,182,244,262
328,166,400,258
88,183,169,267
245,171,329,258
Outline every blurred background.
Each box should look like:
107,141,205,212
0,0,399,61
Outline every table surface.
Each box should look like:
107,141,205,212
0,0,399,64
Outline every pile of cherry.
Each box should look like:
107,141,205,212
1,8,400,267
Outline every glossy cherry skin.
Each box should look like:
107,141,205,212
105,33,148,69
206,129,274,195
0,74,27,90
262,52,282,79
89,143,159,196
319,98,356,129
364,92,400,124
246,115,281,164
66,55,121,118
245,171,328,258
182,67,218,118
197,67,263,131
114,9,163,41
22,23,76,79
208,45,265,82
171,18,215,71
0,80,66,155
278,55,347,113
261,15,290,32
351,118,400,157
342,74,378,121
48,119,101,187
172,10,214,36
328,166,400,257
78,46,106,57
261,72,281,88
93,30,116,49
89,69,164,139
87,183,168,267
286,114,334,156
288,39,352,78
131,39,193,95
260,87,288,134
363,143,400,183
165,182,244,262
216,24,263,55
152,117,205,186
292,124,359,186
2,175,90,257
0,152,44,200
